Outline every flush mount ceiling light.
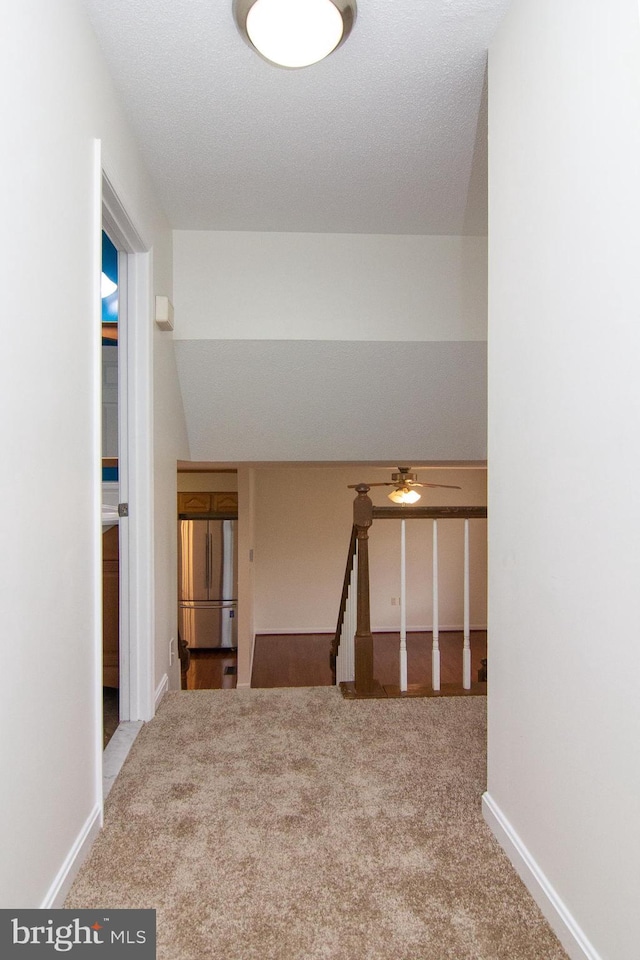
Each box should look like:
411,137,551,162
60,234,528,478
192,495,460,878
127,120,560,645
233,0,357,69
101,273,117,299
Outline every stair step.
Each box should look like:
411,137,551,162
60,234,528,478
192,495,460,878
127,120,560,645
339,681,487,700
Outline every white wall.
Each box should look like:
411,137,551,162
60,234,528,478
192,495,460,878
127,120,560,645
0,0,188,907
154,310,191,695
174,232,487,342
253,465,486,634
173,231,488,463
487,3,640,958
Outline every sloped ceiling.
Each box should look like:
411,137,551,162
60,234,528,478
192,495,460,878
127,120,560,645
85,0,503,463
82,0,509,235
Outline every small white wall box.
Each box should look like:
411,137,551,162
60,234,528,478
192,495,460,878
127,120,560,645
155,295,174,331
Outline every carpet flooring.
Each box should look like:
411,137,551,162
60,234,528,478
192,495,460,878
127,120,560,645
67,688,568,960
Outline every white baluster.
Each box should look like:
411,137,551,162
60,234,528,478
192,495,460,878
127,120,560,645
336,544,357,685
432,519,441,691
463,518,471,689
400,519,408,692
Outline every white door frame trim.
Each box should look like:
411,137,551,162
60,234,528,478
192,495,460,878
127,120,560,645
101,160,155,723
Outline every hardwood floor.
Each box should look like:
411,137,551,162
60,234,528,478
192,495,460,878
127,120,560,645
251,631,487,689
185,649,238,690
177,632,487,692
251,634,334,687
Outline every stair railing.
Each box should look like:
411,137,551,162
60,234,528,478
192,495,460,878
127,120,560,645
332,485,487,697
331,525,357,684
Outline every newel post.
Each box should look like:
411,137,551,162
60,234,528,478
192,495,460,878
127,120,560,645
353,484,375,695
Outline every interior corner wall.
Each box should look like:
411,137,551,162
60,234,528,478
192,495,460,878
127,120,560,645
253,466,486,635
0,0,188,907
237,467,256,688
154,301,191,696
487,2,640,958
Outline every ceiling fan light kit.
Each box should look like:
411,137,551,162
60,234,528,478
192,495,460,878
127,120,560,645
388,487,421,505
233,0,357,69
347,467,462,504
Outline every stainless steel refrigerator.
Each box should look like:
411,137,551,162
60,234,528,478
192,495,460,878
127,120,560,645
178,519,238,648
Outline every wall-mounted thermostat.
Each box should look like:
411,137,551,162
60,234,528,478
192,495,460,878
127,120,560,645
155,295,174,331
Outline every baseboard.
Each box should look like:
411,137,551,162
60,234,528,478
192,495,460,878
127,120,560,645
154,673,169,711
42,802,102,908
482,793,603,960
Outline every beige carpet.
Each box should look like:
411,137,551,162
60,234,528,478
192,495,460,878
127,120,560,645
67,688,568,960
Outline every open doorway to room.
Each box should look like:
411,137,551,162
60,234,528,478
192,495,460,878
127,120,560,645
99,166,155,762
177,463,239,689
171,462,486,694
101,228,120,746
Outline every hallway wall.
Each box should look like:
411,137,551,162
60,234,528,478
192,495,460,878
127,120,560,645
487,2,640,958
172,231,488,462
0,0,188,907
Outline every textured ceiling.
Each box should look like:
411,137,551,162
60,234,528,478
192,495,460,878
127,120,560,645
83,0,510,235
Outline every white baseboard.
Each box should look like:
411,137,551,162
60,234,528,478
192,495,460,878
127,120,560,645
42,802,102,908
154,673,169,711
482,793,603,960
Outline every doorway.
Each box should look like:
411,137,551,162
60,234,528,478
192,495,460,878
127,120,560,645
101,229,119,746
177,465,239,689
100,165,155,750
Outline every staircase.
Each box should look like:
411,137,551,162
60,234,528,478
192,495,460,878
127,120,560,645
332,485,487,699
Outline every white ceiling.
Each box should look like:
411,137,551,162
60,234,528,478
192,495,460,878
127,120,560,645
83,0,510,235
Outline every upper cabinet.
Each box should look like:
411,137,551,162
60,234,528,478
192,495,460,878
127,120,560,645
178,491,238,515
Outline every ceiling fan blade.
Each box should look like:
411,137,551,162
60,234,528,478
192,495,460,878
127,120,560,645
414,482,461,490
346,482,393,488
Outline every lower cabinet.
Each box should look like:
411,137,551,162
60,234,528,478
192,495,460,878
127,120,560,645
102,525,119,688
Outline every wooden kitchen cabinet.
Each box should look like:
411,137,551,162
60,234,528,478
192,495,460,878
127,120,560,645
178,491,238,515
212,491,238,513
102,525,119,688
178,492,211,514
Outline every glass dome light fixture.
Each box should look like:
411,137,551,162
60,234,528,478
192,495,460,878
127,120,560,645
388,487,421,505
101,272,117,299
233,0,357,69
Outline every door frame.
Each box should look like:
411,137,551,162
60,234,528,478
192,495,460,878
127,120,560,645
101,163,155,723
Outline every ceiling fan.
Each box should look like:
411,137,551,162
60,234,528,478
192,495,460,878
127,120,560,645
348,467,461,504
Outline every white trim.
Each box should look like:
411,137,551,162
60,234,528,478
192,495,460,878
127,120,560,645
92,141,105,823
42,803,102,908
126,249,155,721
102,168,147,253
482,793,604,960
155,673,169,711
103,721,143,800
101,164,155,723
235,633,257,688
116,250,131,720
248,630,256,685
